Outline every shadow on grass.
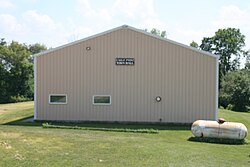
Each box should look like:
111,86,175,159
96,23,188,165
188,136,248,145
43,122,191,131
220,109,250,113
3,116,42,126
3,116,191,131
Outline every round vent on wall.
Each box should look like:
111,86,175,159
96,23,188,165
86,46,91,51
156,96,161,102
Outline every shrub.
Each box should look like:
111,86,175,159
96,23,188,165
219,69,250,112
226,104,233,111
9,95,31,103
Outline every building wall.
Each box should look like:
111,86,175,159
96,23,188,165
36,28,217,123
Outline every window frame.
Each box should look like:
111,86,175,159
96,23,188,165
93,95,111,105
49,94,67,104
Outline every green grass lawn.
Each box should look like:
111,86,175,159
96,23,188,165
0,102,249,167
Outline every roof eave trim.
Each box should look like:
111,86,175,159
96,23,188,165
33,25,126,57
126,25,220,59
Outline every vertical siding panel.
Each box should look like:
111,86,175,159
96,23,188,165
175,45,179,122
123,29,127,121
98,36,102,118
172,44,177,122
207,59,211,118
160,40,164,122
164,41,168,122
64,48,68,120
102,35,106,117
48,53,53,119
179,45,184,122
195,53,200,119
49,54,54,119
104,34,109,119
128,29,134,121
83,40,89,120
204,55,208,119
64,48,69,120
148,36,152,122
113,31,118,120
73,45,77,120
78,44,82,120
199,54,202,119
98,33,103,118
138,32,143,121
45,54,49,120
77,44,80,119
135,31,138,121
37,57,41,119
69,47,73,119
124,29,129,121
167,44,171,122
155,38,159,121
195,52,200,120
55,49,59,124
41,56,45,120
88,39,93,120
110,32,115,120
138,31,143,121
187,50,191,121
128,29,133,121
199,53,203,119
168,43,173,122
148,35,153,122
190,51,196,121
204,57,208,118
182,48,186,122
118,30,124,121
181,47,185,122
82,43,85,119
145,34,150,122
53,52,58,120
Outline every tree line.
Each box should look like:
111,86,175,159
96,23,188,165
0,28,249,111
0,39,46,103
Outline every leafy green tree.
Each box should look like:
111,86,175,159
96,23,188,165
0,38,7,46
145,28,167,38
190,41,199,48
245,62,250,71
27,43,47,62
5,41,33,99
220,68,250,112
246,52,250,66
195,28,250,110
0,54,9,102
0,41,12,102
28,43,47,55
0,38,47,103
200,28,249,78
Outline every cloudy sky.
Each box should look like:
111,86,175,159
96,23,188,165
1,0,250,51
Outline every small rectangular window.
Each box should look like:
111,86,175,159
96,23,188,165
93,95,111,105
49,94,67,104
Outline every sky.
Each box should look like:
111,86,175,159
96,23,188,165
1,0,250,53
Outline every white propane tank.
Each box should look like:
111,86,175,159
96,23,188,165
191,119,248,140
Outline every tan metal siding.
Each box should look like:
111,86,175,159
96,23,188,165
36,28,217,123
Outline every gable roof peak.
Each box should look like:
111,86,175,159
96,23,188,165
122,24,129,28
34,25,219,59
